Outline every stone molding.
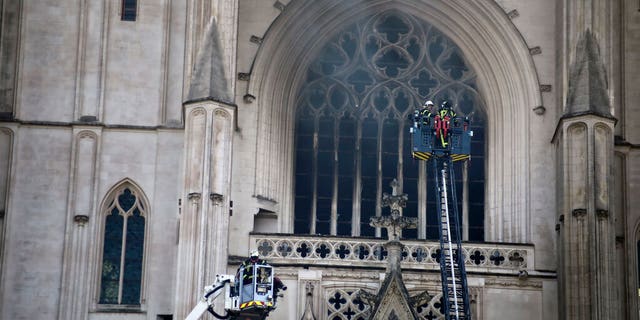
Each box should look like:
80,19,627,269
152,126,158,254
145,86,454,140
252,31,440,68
246,0,541,242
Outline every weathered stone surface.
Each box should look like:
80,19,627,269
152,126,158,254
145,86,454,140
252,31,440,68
0,1,638,319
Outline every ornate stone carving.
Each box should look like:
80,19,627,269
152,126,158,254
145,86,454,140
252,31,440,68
572,208,587,218
533,105,546,115
273,1,286,11
209,193,224,205
250,35,263,44
252,235,530,271
372,179,416,241
73,214,89,225
301,282,318,320
529,46,542,55
243,94,255,104
596,209,609,219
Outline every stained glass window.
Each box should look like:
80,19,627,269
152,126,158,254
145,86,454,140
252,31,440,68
294,10,485,241
99,186,146,305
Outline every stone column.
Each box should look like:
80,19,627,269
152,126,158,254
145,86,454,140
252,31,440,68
58,128,101,320
174,100,235,319
555,115,618,320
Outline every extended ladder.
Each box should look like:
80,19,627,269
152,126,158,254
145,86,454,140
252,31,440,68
432,158,470,320
411,101,473,320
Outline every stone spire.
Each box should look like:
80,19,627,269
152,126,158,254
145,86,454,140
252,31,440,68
565,29,610,117
186,16,233,104
555,26,620,320
358,180,430,320
174,17,237,316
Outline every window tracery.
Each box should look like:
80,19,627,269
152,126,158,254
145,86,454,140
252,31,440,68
99,185,147,306
294,10,485,240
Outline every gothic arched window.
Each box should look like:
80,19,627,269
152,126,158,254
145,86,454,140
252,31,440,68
99,184,147,305
293,10,485,241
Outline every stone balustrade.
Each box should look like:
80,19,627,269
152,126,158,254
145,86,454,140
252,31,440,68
250,234,533,275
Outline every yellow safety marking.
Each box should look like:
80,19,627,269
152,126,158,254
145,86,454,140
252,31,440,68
451,154,470,162
240,301,267,309
412,152,431,161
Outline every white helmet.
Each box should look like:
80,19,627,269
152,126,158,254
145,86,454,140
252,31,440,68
250,250,259,258
424,100,434,106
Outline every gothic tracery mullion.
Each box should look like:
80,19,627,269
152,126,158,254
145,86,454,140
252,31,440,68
311,116,319,234
375,116,383,238
295,10,484,240
353,119,363,236
331,115,339,235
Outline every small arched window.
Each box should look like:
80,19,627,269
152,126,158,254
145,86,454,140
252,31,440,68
99,184,147,305
293,10,485,241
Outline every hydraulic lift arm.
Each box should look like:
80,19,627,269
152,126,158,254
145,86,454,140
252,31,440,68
185,274,235,320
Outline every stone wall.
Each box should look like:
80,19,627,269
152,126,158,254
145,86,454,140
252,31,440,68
0,0,639,319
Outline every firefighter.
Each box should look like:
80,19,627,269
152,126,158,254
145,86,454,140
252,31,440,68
434,101,456,147
239,250,266,285
420,100,435,126
237,250,286,303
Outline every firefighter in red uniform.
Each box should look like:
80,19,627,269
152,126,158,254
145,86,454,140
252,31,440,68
434,101,456,147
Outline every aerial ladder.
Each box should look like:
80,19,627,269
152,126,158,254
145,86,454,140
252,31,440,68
410,101,472,320
185,260,285,320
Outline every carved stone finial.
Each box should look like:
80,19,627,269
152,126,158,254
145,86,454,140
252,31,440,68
373,179,416,241
381,179,408,218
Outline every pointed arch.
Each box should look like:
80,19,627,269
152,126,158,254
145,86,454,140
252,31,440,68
248,0,541,243
289,9,486,240
95,178,150,307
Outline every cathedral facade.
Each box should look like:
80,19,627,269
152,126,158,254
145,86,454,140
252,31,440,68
0,0,639,319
